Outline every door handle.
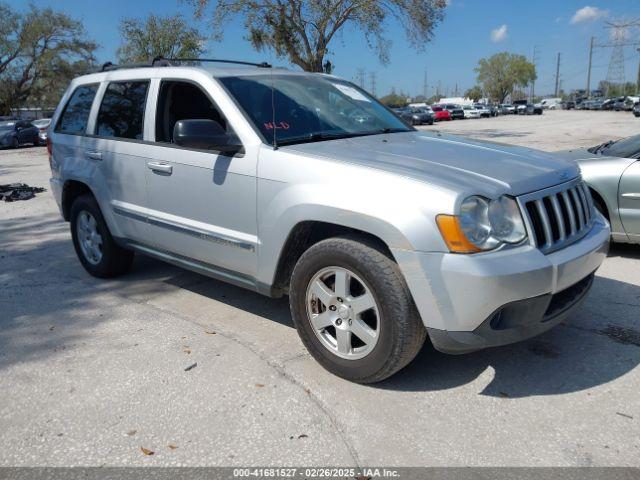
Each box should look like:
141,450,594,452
622,193,640,200
147,162,173,174
86,150,102,161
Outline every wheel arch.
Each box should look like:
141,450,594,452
61,180,95,221
588,186,610,221
268,220,395,298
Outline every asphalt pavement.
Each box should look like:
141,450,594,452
1,112,639,466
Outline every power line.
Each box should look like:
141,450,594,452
601,19,640,96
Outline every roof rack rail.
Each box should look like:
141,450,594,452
160,57,272,68
99,57,272,72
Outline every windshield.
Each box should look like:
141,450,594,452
597,134,640,158
0,122,15,131
219,74,411,146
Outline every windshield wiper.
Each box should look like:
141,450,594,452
591,140,615,154
277,128,409,147
277,132,355,146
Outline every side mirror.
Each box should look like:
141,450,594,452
173,119,242,153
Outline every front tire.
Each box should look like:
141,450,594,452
289,236,426,383
70,194,134,278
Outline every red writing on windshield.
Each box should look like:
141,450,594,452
264,121,290,130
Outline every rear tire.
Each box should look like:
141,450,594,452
289,236,426,383
70,194,134,278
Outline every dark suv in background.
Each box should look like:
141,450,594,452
443,104,464,120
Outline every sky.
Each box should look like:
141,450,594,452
11,0,640,97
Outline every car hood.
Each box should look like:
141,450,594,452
283,131,579,197
556,147,602,161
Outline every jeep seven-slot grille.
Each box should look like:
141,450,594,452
523,181,593,254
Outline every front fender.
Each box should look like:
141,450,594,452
255,147,456,288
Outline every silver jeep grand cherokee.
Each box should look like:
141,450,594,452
48,60,610,383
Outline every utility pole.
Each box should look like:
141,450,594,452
637,48,640,94
586,37,595,98
356,68,366,89
369,71,377,96
423,69,428,99
554,53,561,97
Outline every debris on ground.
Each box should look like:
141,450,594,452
184,362,197,372
616,412,633,420
0,183,46,202
140,446,154,456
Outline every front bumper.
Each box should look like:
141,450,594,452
393,216,610,353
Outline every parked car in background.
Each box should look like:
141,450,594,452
397,107,434,126
462,105,481,119
560,133,640,244
500,104,516,114
49,60,609,383
442,104,464,120
486,104,500,117
578,100,594,110
619,96,639,111
0,120,40,148
563,134,640,160
473,104,491,118
634,102,640,117
32,118,52,144
515,102,543,115
589,99,604,110
601,98,615,110
431,105,451,121
540,98,561,110
561,100,576,110
513,100,528,114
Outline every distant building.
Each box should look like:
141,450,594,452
438,97,474,105
10,107,55,120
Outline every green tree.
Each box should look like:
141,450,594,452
378,92,408,108
464,85,483,101
0,3,96,114
117,14,206,63
189,0,447,72
598,80,638,97
474,52,536,103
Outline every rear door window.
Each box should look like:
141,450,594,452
96,81,149,140
55,84,99,134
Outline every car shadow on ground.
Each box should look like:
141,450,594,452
2,212,639,398
124,257,640,398
377,273,640,396
608,242,640,260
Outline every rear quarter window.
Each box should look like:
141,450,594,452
55,84,99,134
96,81,149,140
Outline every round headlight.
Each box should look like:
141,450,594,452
488,196,527,243
459,196,499,249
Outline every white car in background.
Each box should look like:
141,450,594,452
462,105,480,119
540,98,561,110
474,104,491,118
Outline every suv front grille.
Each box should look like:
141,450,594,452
521,180,594,254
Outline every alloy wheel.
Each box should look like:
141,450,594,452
305,266,380,360
76,210,103,265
